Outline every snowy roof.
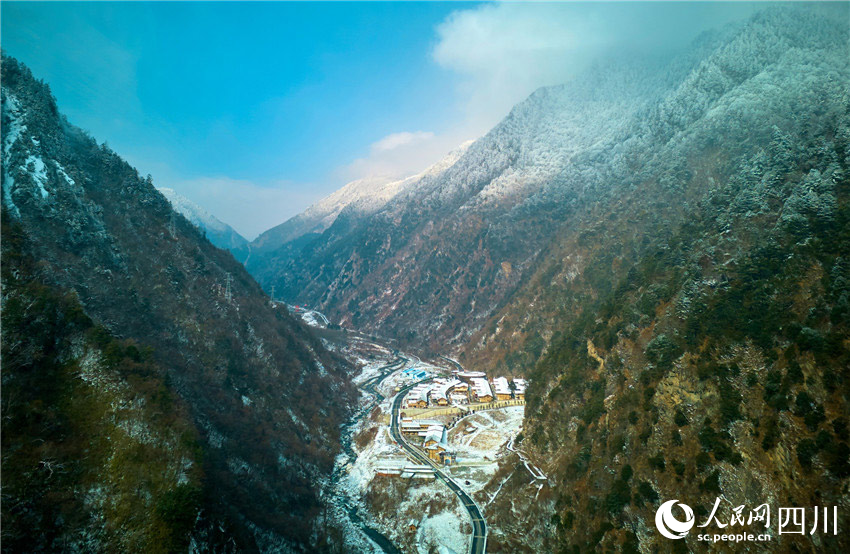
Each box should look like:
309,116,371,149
407,383,434,403
492,377,510,395
513,378,528,393
423,425,445,445
458,371,486,380
471,377,492,398
401,419,441,431
431,378,462,400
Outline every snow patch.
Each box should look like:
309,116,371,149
2,92,26,215
24,155,49,198
55,162,76,186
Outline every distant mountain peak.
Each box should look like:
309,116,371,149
246,140,474,256
157,187,247,251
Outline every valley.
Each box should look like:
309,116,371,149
298,308,529,553
3,4,849,553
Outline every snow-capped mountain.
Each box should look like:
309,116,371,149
243,140,473,259
234,8,850,553
247,7,848,359
158,187,247,251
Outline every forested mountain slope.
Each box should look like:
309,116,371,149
1,56,356,552
468,8,850,553
240,7,849,552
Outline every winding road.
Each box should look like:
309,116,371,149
390,380,487,554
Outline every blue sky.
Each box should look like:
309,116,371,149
2,1,765,238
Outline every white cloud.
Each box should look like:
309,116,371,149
171,3,763,237
372,131,435,153
338,2,760,187
338,129,466,182
432,3,607,134
338,4,608,184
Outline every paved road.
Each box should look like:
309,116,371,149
390,380,487,554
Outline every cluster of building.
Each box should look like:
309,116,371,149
404,370,527,409
399,417,457,464
405,377,465,408
457,371,527,403
380,368,530,478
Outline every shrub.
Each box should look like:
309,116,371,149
797,439,818,469
824,442,850,478
696,452,711,472
649,454,666,471
646,335,683,370
605,479,631,514
833,418,849,441
700,471,722,494
763,370,789,411
762,419,780,451
672,430,683,446
637,480,659,504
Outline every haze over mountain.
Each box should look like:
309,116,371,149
158,186,248,251
237,140,473,264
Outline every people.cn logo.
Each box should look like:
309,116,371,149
656,500,696,539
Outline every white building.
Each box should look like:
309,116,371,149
492,377,511,400
513,378,527,399
471,377,493,402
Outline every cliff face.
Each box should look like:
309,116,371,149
1,56,357,551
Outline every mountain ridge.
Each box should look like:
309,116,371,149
1,55,356,551
157,186,248,251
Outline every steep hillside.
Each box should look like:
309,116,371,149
158,187,247,251
471,9,850,553
462,6,850,374
486,99,850,553
1,56,356,551
2,217,204,553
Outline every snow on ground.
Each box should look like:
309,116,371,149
447,406,525,496
337,338,395,388
299,310,328,328
407,482,469,554
24,154,50,198
2,92,28,214
351,356,391,387
326,340,492,552
344,423,406,494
